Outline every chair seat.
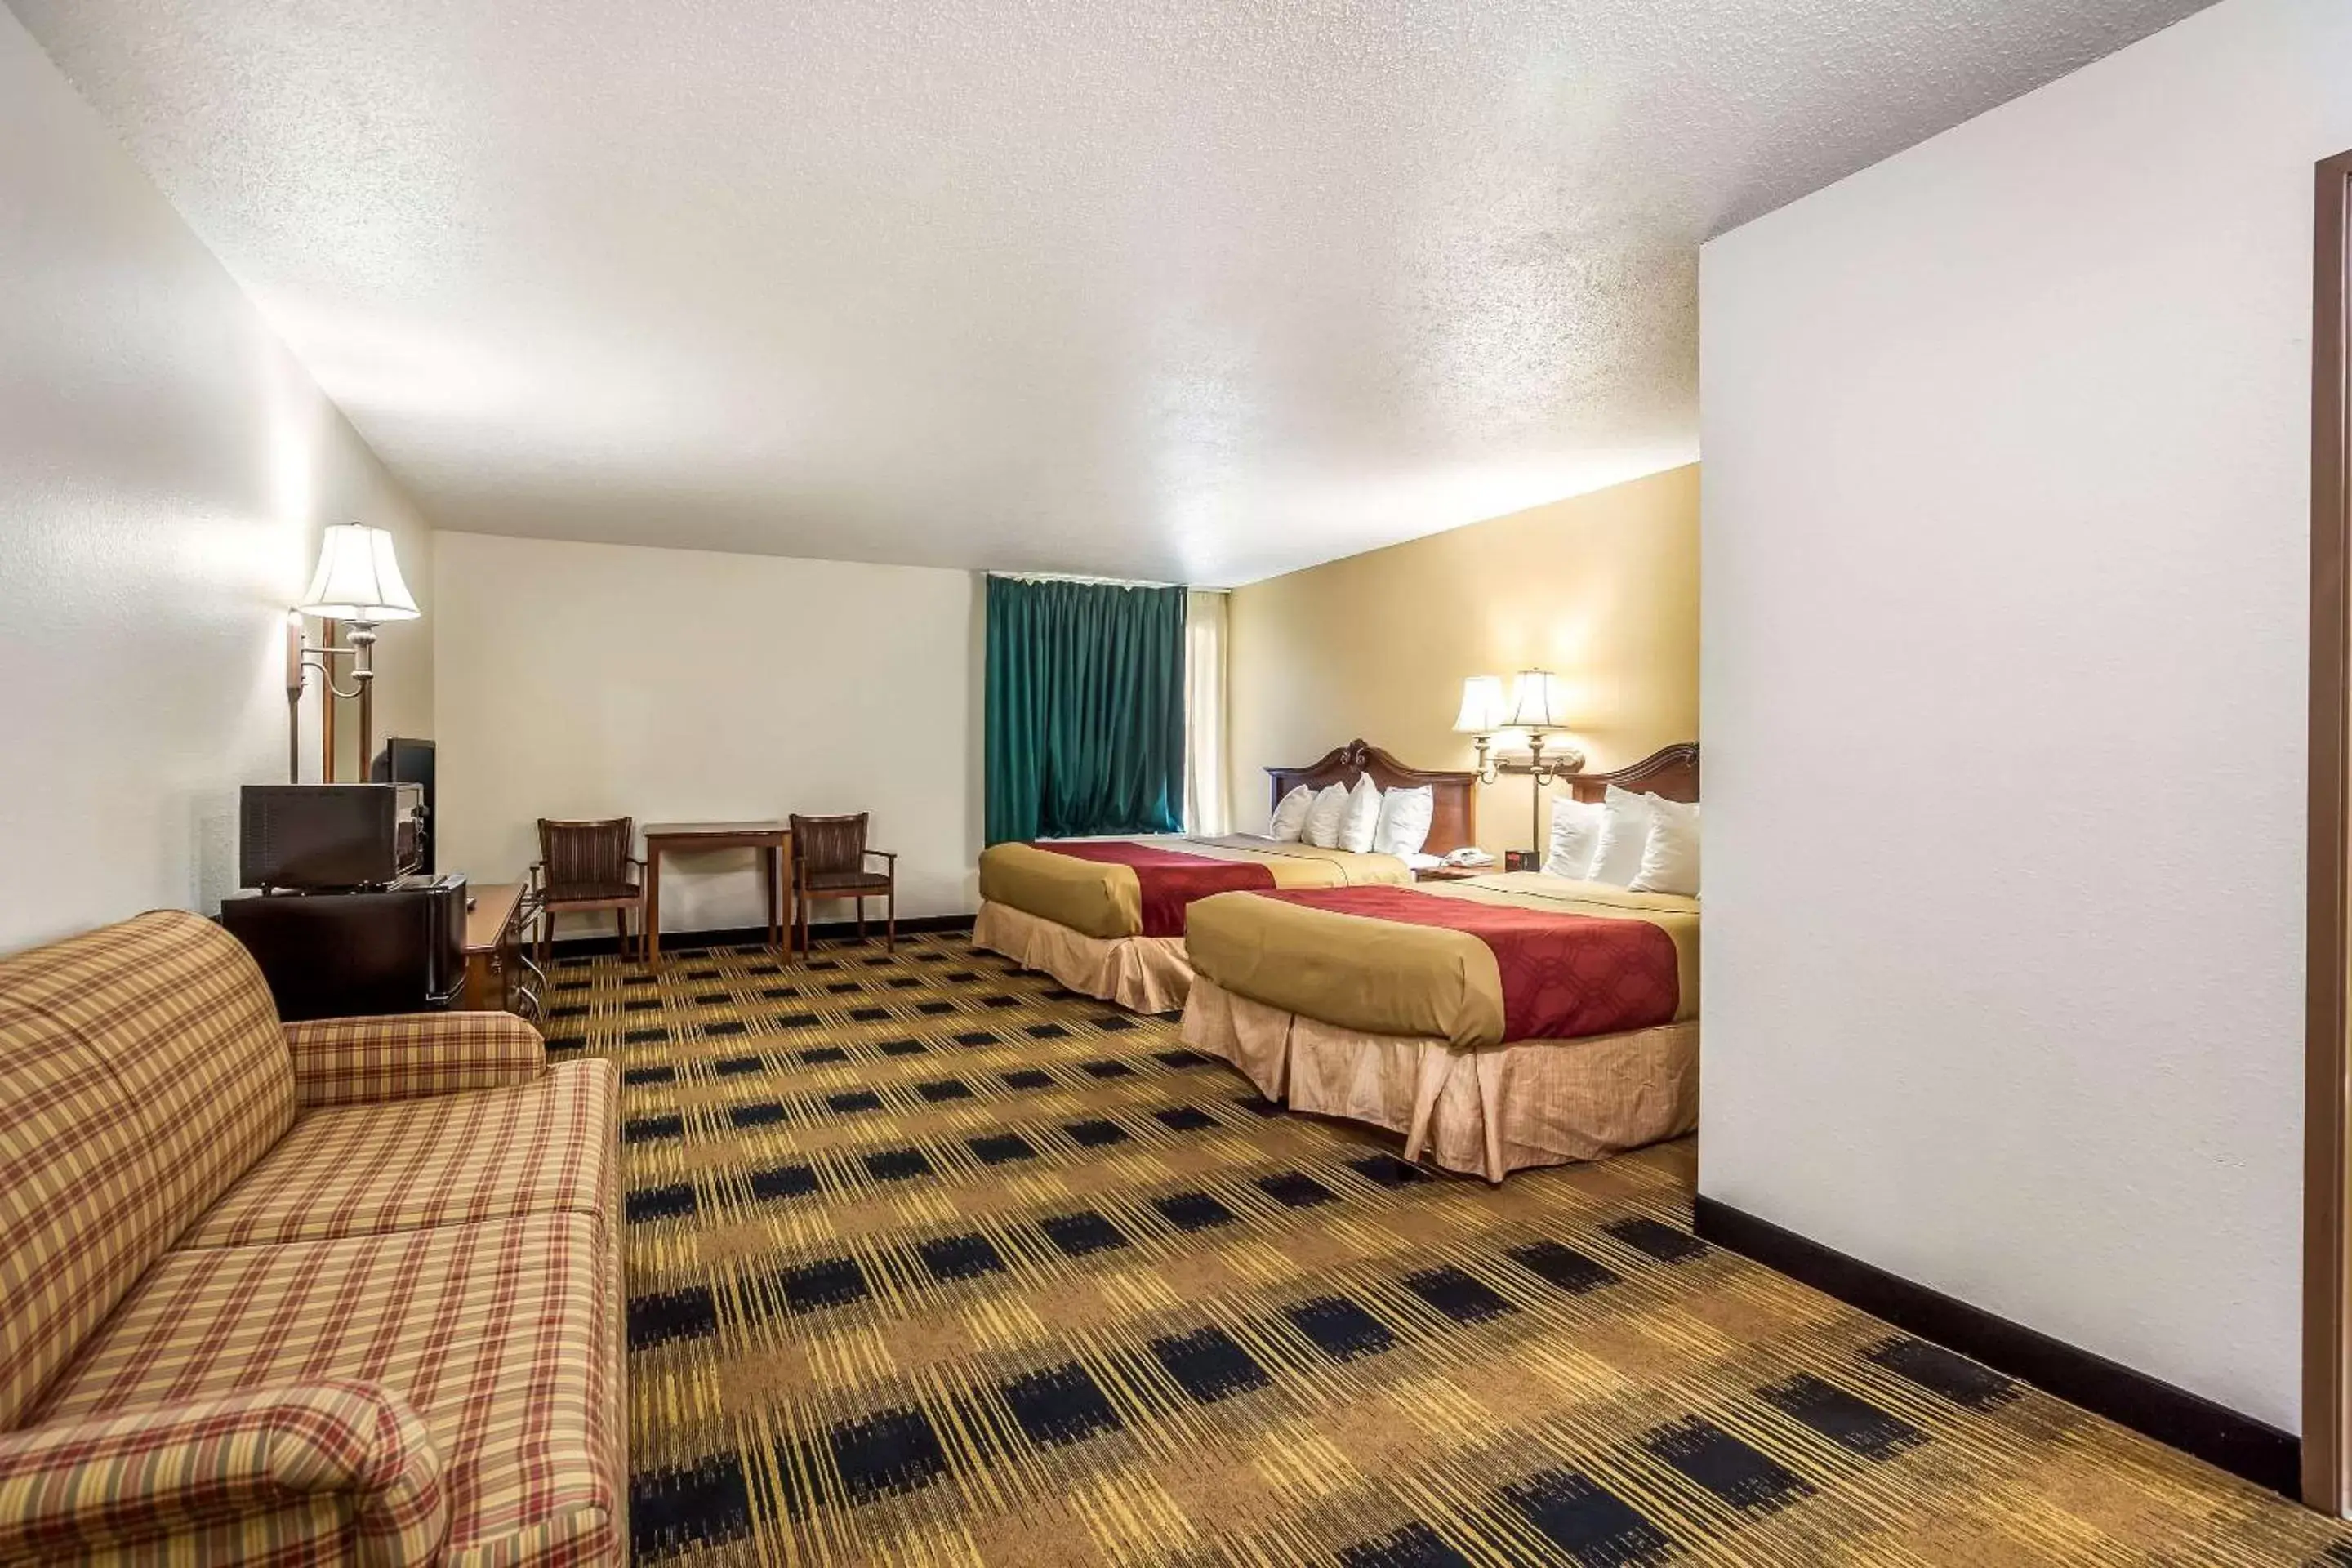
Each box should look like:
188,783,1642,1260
544,880,640,904
801,870,893,893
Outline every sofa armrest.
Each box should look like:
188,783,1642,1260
283,1011,546,1108
0,1379,448,1565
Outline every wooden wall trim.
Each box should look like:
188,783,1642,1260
2306,148,2352,1517
1699,1197,2299,1496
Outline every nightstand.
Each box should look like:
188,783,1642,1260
1414,863,1489,883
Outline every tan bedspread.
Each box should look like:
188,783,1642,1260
1184,872,1699,1049
974,835,1410,940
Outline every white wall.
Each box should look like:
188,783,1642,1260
432,532,980,936
1700,0,2352,1432
0,10,434,953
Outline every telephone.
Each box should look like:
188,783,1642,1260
1441,846,1496,868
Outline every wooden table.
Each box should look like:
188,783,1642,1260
641,822,791,963
460,881,539,1016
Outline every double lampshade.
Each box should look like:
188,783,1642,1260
1454,669,1570,734
297,523,419,623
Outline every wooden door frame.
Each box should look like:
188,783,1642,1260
2307,148,2352,1516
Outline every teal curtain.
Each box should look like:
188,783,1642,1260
985,577,1186,844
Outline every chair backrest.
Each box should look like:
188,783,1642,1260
0,911,296,1428
790,813,868,875
538,817,634,893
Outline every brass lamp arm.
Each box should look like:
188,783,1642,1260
1468,732,1589,855
298,649,371,702
283,615,385,781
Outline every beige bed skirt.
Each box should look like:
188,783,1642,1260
1180,976,1698,1182
973,900,1193,1013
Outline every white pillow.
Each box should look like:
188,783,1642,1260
1584,786,1655,887
1302,782,1350,848
1543,796,1605,880
1372,785,1434,858
1338,774,1383,854
1630,796,1701,896
1268,786,1312,842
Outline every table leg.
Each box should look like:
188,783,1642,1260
645,846,662,966
765,844,782,951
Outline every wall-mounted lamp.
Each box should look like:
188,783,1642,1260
284,523,419,782
1455,669,1587,849
1453,675,1510,776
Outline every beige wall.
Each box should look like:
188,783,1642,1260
433,532,980,936
1227,465,1698,854
0,11,433,952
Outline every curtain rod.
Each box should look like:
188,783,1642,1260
987,570,1223,591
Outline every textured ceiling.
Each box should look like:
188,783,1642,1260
14,0,2210,584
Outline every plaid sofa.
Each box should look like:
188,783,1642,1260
0,911,624,1566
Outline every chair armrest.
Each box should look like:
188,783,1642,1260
0,1380,448,1565
283,1011,546,1108
864,851,897,871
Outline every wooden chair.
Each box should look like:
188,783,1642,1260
790,812,897,954
532,817,645,967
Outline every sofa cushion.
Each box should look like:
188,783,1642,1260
183,1059,617,1249
32,1212,621,1565
0,911,294,1429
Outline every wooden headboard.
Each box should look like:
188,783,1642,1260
1265,740,1479,855
1562,742,1701,804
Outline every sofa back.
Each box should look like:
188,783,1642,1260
0,911,296,1428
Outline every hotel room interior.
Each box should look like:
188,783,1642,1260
2,0,2350,1562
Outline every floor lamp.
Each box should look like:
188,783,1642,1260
285,523,421,782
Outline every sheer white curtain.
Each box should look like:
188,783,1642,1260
1183,590,1230,834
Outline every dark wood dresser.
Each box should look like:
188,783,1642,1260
460,882,541,1019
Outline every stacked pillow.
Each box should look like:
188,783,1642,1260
1372,785,1433,858
1337,775,1383,852
1544,786,1699,896
1302,783,1350,846
1269,785,1313,841
1267,778,1435,858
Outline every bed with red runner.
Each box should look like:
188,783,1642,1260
971,834,1410,1013
1184,875,1695,1049
971,739,1482,1013
1176,742,1702,1179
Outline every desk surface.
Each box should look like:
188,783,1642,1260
462,881,524,954
642,820,790,839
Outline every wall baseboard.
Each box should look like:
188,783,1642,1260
1690,1196,2299,1498
549,912,976,959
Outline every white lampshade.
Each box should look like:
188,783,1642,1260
1452,675,1508,734
297,524,419,621
1506,668,1570,731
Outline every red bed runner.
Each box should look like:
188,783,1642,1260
1250,884,1680,1040
1031,840,1276,937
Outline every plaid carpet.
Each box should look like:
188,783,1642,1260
550,927,2352,1566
